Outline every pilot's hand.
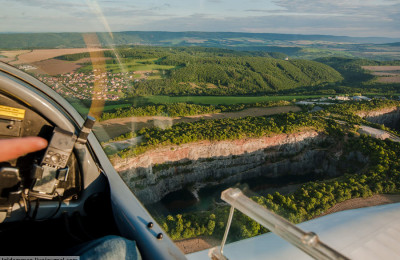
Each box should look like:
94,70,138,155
0,137,48,162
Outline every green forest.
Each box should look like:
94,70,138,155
127,49,343,96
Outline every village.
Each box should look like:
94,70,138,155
36,71,136,100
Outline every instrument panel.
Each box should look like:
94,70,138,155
0,91,82,220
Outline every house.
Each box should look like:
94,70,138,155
335,96,350,101
352,96,371,101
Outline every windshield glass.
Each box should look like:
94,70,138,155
1,0,400,256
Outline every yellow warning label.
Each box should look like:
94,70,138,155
0,105,25,120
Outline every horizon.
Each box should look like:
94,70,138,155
0,30,399,40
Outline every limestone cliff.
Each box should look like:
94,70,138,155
357,106,400,129
114,130,342,204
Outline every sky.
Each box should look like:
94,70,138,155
0,0,399,37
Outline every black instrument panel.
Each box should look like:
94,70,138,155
0,92,81,203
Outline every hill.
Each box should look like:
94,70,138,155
53,46,343,96
1,31,399,50
113,47,343,96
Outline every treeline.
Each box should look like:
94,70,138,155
114,112,344,159
158,135,400,241
324,99,400,116
100,103,219,121
100,100,291,121
56,52,92,61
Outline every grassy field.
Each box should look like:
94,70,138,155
70,95,329,115
295,48,354,59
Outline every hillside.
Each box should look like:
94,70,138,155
142,56,343,95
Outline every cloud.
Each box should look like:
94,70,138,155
0,0,398,37
149,3,172,10
7,0,87,10
242,0,400,26
134,11,399,37
271,0,400,18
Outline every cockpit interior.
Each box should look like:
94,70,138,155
0,62,186,259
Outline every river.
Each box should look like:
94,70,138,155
146,172,327,217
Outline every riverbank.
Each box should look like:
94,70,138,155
94,106,301,142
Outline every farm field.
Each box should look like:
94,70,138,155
31,59,81,75
0,50,31,63
8,48,108,64
362,66,400,83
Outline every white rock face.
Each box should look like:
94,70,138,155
357,107,400,129
114,130,335,204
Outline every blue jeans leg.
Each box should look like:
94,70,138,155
68,235,141,260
